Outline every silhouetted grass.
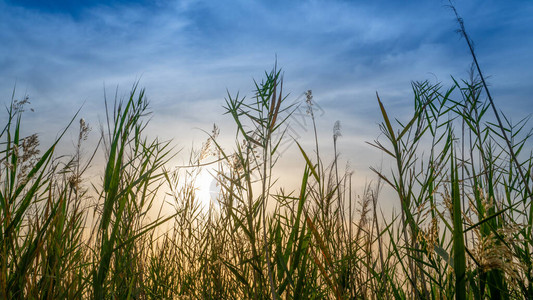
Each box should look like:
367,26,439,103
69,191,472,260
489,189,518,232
1,11,532,299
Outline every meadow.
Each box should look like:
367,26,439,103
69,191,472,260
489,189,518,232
1,13,532,300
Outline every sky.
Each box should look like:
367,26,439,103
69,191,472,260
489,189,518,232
1,0,532,209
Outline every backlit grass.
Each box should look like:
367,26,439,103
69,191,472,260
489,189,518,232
1,12,531,300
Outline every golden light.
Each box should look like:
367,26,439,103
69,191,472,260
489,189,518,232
194,166,220,210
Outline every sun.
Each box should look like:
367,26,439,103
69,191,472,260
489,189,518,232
194,166,220,209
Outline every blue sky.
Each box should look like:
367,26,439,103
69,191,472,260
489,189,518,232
1,0,532,196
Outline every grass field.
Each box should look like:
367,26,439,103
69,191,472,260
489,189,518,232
1,13,532,300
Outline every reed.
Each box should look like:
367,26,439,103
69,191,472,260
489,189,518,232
0,10,531,299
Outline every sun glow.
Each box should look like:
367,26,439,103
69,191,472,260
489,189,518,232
194,166,220,210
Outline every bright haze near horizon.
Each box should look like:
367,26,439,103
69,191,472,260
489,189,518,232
1,0,532,212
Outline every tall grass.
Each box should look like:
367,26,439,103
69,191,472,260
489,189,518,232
1,13,532,299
